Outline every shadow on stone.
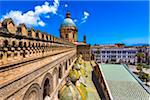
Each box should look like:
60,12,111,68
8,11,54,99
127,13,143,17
92,71,106,100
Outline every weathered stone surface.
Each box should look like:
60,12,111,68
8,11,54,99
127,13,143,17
0,18,77,100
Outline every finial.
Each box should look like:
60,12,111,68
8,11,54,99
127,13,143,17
66,12,71,18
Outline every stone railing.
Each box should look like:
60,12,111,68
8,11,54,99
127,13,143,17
0,18,76,69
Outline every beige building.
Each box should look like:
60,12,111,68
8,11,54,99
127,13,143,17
60,12,91,61
60,12,78,43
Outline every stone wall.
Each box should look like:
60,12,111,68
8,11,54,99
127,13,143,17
0,18,77,100
77,44,91,61
0,18,75,67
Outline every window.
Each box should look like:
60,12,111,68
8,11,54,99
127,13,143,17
65,62,68,70
102,51,105,53
107,51,110,53
59,66,62,79
118,51,121,53
65,34,68,38
123,51,126,53
111,51,116,53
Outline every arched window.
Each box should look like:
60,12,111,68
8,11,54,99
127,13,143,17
43,78,50,99
65,34,68,38
59,65,63,79
65,61,67,70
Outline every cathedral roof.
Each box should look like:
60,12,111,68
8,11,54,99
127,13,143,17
61,12,76,27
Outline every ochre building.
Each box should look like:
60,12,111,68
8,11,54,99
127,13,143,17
60,12,78,43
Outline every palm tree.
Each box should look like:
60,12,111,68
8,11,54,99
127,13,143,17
135,53,145,63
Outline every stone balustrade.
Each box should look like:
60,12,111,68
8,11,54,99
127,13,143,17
0,18,76,68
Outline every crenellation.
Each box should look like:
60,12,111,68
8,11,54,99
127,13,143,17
18,23,28,37
2,18,16,34
0,18,75,67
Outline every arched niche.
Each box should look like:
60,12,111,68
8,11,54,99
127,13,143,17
41,73,53,99
23,83,41,100
52,67,59,88
58,64,63,79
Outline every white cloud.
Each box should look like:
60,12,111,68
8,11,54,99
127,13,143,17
0,0,59,27
45,15,50,18
38,21,45,27
74,19,77,23
65,4,68,8
81,11,90,24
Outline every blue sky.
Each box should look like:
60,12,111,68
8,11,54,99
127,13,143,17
0,0,149,45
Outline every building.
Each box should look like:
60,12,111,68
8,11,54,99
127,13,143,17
0,13,149,100
60,12,78,43
0,13,92,100
75,35,91,61
60,12,91,61
77,44,91,61
0,17,76,100
92,45,139,64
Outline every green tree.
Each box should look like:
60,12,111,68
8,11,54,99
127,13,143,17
136,63,142,72
139,72,150,82
135,53,145,63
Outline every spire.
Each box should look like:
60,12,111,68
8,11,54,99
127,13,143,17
83,35,86,43
66,12,71,18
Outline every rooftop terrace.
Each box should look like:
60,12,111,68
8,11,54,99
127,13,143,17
99,64,150,100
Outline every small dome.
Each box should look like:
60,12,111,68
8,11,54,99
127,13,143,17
79,67,86,76
74,63,81,70
58,81,82,100
69,69,80,83
76,80,87,100
61,12,76,27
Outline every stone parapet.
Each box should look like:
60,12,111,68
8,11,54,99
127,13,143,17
0,18,76,67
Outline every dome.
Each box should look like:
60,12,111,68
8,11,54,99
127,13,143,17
76,80,87,100
61,12,76,27
58,80,82,100
61,18,76,27
74,63,81,70
69,69,80,83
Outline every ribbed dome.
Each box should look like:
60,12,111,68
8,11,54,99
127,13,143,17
58,81,82,100
61,12,76,27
